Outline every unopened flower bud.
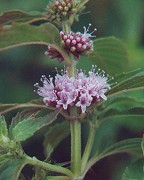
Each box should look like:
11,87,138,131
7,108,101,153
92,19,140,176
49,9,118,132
55,1,60,6
45,24,96,62
64,6,69,11
70,46,76,52
46,0,81,21
61,2,66,6
58,6,63,10
67,3,72,8
60,24,96,58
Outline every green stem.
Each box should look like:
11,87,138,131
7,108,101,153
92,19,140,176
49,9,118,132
70,120,81,179
26,156,73,178
81,123,95,174
70,120,75,171
68,59,77,77
63,18,81,178
62,21,71,33
46,176,70,180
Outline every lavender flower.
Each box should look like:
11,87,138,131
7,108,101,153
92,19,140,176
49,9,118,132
34,66,111,114
45,24,96,61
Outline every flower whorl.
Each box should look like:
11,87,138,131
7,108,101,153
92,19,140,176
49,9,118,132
45,24,96,61
34,66,110,114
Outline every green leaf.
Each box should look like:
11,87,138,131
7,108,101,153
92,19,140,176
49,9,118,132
141,136,144,157
114,68,144,83
12,109,40,127
103,96,144,111
96,93,144,117
107,73,144,97
0,10,45,25
0,23,61,51
0,154,10,165
88,37,129,75
99,138,142,157
99,95,144,130
0,116,10,148
85,138,142,176
44,121,70,159
122,160,144,180
12,109,61,142
9,109,40,138
101,107,144,122
0,116,8,137
0,159,26,180
92,95,144,126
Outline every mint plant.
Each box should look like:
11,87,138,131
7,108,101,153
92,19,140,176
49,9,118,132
0,0,144,179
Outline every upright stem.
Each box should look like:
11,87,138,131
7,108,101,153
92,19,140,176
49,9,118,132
70,119,81,179
62,21,71,33
81,123,95,174
68,59,77,77
63,31,81,179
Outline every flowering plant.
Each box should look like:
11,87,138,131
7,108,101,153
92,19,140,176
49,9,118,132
0,0,144,179
35,66,110,113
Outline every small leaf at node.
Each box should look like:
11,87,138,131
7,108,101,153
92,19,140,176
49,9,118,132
12,109,61,142
0,116,8,137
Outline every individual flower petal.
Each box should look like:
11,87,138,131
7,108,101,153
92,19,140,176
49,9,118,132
57,91,73,109
76,93,93,113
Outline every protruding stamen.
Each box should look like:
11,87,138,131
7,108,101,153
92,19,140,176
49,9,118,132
89,28,97,37
83,24,97,38
83,23,92,34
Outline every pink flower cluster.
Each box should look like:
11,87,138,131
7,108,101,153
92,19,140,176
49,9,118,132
34,66,110,113
45,24,96,62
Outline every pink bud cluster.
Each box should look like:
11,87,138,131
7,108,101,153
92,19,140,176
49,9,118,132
45,46,63,62
60,28,95,58
45,24,96,61
34,66,110,114
47,0,78,21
